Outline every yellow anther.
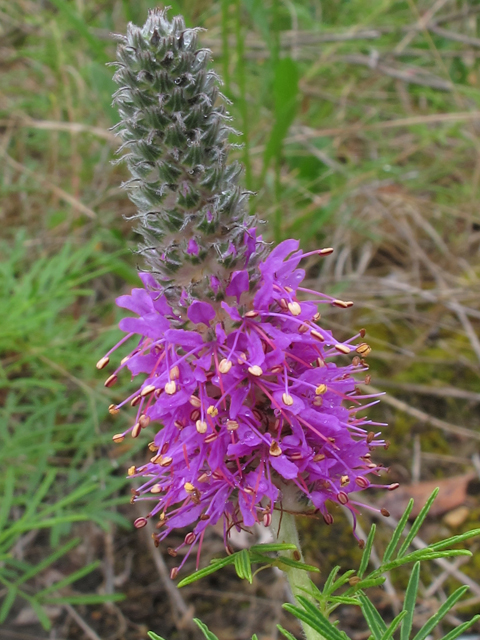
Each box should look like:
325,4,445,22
196,420,207,434
165,380,177,395
248,365,263,377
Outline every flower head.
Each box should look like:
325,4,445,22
100,238,390,573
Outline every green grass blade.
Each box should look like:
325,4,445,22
358,524,376,578
277,557,320,573
0,586,17,623
285,598,346,640
359,594,387,640
29,598,52,630
15,537,80,586
325,569,356,596
440,616,480,640
21,469,57,521
380,611,407,640
382,499,414,563
412,586,469,640
429,529,480,551
148,633,167,640
47,0,107,61
0,468,14,533
400,562,420,640
397,489,439,558
36,561,101,598
194,617,220,640
250,543,297,553
323,566,341,595
277,626,298,640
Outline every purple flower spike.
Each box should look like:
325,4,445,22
100,239,390,574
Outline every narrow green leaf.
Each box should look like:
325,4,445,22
148,632,167,640
252,635,259,640
261,58,299,178
412,586,469,640
350,577,386,591
36,561,101,598
15,538,80,586
382,499,414,563
47,0,108,61
400,562,420,640
328,596,360,606
429,529,480,551
441,615,480,640
379,611,407,640
277,556,320,573
377,549,471,576
358,524,376,578
0,587,17,623
0,468,14,533
0,515,89,543
250,543,297,553
37,482,97,516
27,598,53,630
177,556,235,587
22,469,57,522
323,566,341,595
359,594,387,640
277,624,298,640
234,549,253,583
194,617,220,640
397,489,439,558
288,597,346,640
325,569,356,596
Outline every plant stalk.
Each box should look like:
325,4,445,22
271,510,325,640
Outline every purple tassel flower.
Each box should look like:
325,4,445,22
100,9,393,576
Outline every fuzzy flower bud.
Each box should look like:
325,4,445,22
110,8,265,310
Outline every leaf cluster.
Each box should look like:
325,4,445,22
0,235,134,628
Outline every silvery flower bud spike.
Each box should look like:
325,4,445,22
99,9,390,576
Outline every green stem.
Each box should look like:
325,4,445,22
221,0,230,96
272,510,325,640
234,0,252,189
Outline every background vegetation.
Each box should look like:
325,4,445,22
1,0,479,638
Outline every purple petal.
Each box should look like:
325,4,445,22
270,454,299,479
187,301,216,326
225,270,249,303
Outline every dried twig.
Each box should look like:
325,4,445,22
359,384,480,441
429,25,480,48
141,517,195,631
339,54,453,91
0,117,116,142
373,380,480,403
64,604,103,640
3,154,97,220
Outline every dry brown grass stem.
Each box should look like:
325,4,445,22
0,117,116,142
140,516,195,631
360,384,480,441
3,154,97,220
373,380,480,403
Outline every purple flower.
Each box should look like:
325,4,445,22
99,239,392,574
